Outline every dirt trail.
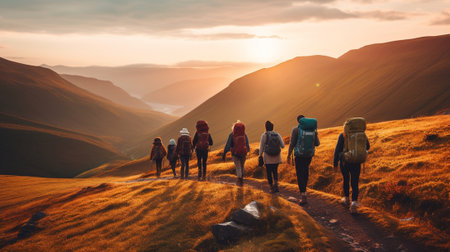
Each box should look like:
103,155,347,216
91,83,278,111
125,175,430,252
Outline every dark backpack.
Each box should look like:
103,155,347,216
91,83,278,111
294,118,317,157
179,135,192,156
167,145,177,162
153,144,164,160
264,132,281,156
231,123,247,157
196,120,210,151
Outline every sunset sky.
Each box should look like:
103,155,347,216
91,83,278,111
1,0,449,66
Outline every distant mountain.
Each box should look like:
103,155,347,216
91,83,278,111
0,113,125,178
129,34,450,157
143,77,231,116
61,74,151,110
0,57,175,152
46,62,264,97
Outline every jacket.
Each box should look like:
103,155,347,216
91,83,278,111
259,131,285,164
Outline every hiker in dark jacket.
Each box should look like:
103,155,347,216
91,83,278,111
150,137,167,178
192,120,213,181
223,120,250,186
176,128,193,179
259,121,285,193
287,115,320,205
167,139,178,178
333,131,370,212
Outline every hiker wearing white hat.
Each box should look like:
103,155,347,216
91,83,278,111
176,128,193,179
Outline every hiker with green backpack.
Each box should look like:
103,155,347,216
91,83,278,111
259,121,285,193
333,117,370,214
287,115,320,205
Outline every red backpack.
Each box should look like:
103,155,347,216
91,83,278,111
231,123,247,157
179,135,192,156
196,120,210,151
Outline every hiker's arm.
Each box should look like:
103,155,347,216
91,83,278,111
279,133,285,148
192,132,198,147
315,130,320,146
223,134,232,155
208,134,213,146
258,133,265,156
366,136,370,150
162,145,167,156
288,128,297,157
333,133,344,169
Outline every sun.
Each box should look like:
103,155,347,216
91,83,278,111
246,38,281,63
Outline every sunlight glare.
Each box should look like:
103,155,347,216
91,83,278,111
246,38,281,63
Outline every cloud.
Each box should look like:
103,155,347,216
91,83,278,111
356,10,410,20
0,0,417,36
431,11,450,25
184,33,282,40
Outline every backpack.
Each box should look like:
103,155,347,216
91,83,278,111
179,135,192,156
294,118,317,157
152,144,163,160
343,117,368,164
231,123,247,157
167,145,177,161
196,120,210,151
264,132,281,156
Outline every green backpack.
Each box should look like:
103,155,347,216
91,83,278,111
343,117,368,164
294,118,317,157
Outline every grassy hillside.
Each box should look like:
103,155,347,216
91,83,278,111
0,176,342,251
0,57,174,151
131,34,450,157
143,77,231,116
90,115,449,247
61,74,151,110
0,113,126,177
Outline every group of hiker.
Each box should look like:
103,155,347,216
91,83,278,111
150,116,370,213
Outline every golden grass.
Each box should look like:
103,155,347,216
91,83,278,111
0,177,340,251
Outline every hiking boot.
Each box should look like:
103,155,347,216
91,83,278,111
299,193,307,205
273,182,279,193
269,185,276,194
237,178,243,186
198,177,201,181
350,201,359,214
341,197,350,206
202,176,206,181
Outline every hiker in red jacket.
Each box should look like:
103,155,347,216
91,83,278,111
176,128,193,179
223,120,250,186
192,120,213,181
150,137,167,178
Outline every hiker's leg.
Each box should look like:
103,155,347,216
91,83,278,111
156,159,162,177
171,161,176,176
350,163,361,201
294,156,303,192
303,157,312,192
185,156,190,178
232,155,243,178
180,157,185,178
196,150,202,178
273,163,279,182
340,163,350,197
202,151,208,177
265,164,274,186
240,156,246,178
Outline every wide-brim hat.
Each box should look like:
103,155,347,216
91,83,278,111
180,128,190,135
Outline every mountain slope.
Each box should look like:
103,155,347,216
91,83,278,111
131,34,450,156
143,77,231,116
0,113,126,177
60,74,150,110
0,57,175,150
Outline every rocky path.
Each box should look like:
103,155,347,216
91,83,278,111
125,175,429,252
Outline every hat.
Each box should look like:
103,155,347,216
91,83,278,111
180,128,190,135
169,139,176,145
